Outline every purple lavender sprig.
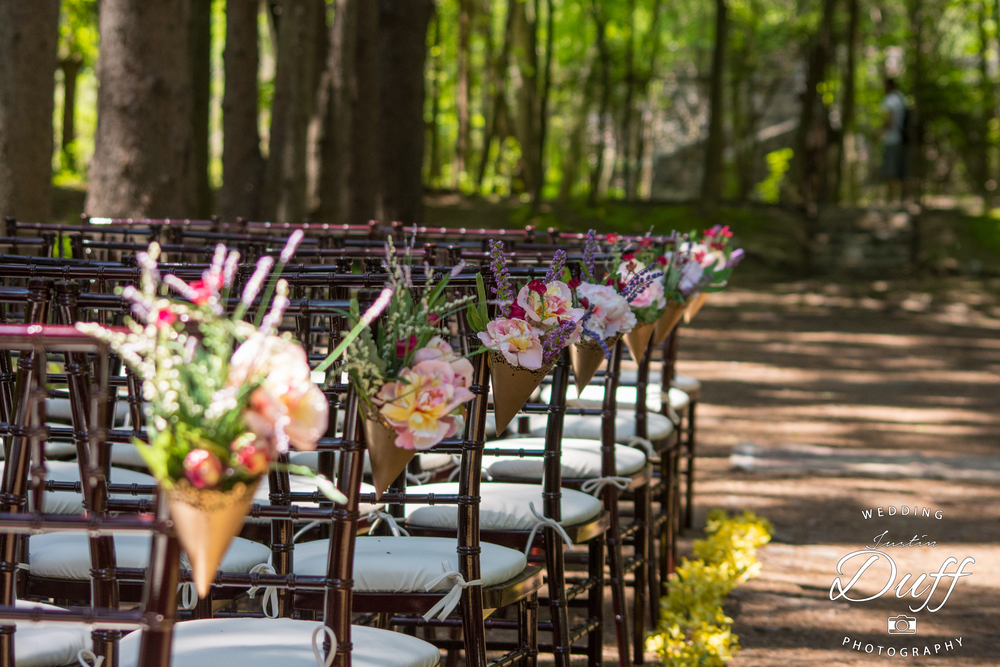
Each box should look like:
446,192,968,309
582,229,599,282
579,308,611,359
622,265,664,304
545,249,567,284
488,239,513,318
542,315,582,366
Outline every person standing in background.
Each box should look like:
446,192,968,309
880,78,908,207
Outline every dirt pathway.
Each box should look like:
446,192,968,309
675,278,1000,666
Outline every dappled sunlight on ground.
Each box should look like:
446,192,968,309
671,277,1000,665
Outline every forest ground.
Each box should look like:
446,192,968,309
670,273,1000,666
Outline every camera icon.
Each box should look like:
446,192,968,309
887,615,916,635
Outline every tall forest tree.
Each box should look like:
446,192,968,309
0,0,60,229
260,0,323,223
190,0,213,217
85,0,197,218
379,0,435,225
700,0,727,208
220,0,264,222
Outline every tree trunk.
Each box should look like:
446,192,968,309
427,9,443,185
635,0,664,199
837,0,859,205
0,0,59,229
190,0,213,217
455,0,474,186
511,0,541,202
476,0,514,191
350,0,380,224
976,0,992,198
85,0,196,219
378,0,434,225
60,55,82,172
587,0,611,207
261,0,321,223
699,0,727,208
559,64,596,202
620,0,638,199
790,0,835,206
221,0,263,222
537,0,554,202
313,0,357,224
907,0,925,204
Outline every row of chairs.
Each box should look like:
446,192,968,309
0,223,706,667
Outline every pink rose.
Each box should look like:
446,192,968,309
183,449,223,489
476,318,544,369
576,282,636,340
516,280,584,331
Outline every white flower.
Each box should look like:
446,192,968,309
576,282,636,340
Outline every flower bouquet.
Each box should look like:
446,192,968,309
342,240,476,497
602,232,669,362
683,225,744,323
468,241,584,434
76,235,373,596
567,230,638,394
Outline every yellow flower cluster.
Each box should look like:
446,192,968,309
646,509,773,666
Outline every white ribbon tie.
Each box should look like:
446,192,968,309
248,563,280,619
523,502,574,556
421,565,484,621
177,582,197,611
580,476,632,497
625,436,655,459
311,625,337,667
367,510,410,536
76,650,104,667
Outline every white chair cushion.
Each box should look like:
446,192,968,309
528,412,674,442
9,599,91,667
288,451,454,475
483,437,646,480
109,442,150,469
28,532,270,580
117,618,441,667
247,476,383,524
0,461,156,515
0,433,77,460
294,536,526,591
405,482,602,531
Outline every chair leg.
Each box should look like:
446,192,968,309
659,445,677,586
518,593,538,667
544,528,573,667
586,535,604,667
684,400,697,530
605,487,632,667
632,484,651,665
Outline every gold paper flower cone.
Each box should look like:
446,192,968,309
684,292,709,323
360,400,414,500
652,301,688,346
165,478,260,598
569,335,618,396
622,322,655,363
489,351,556,436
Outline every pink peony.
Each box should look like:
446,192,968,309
230,333,329,452
516,280,584,331
374,359,475,450
183,449,223,489
413,336,474,389
576,282,637,340
477,318,544,370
